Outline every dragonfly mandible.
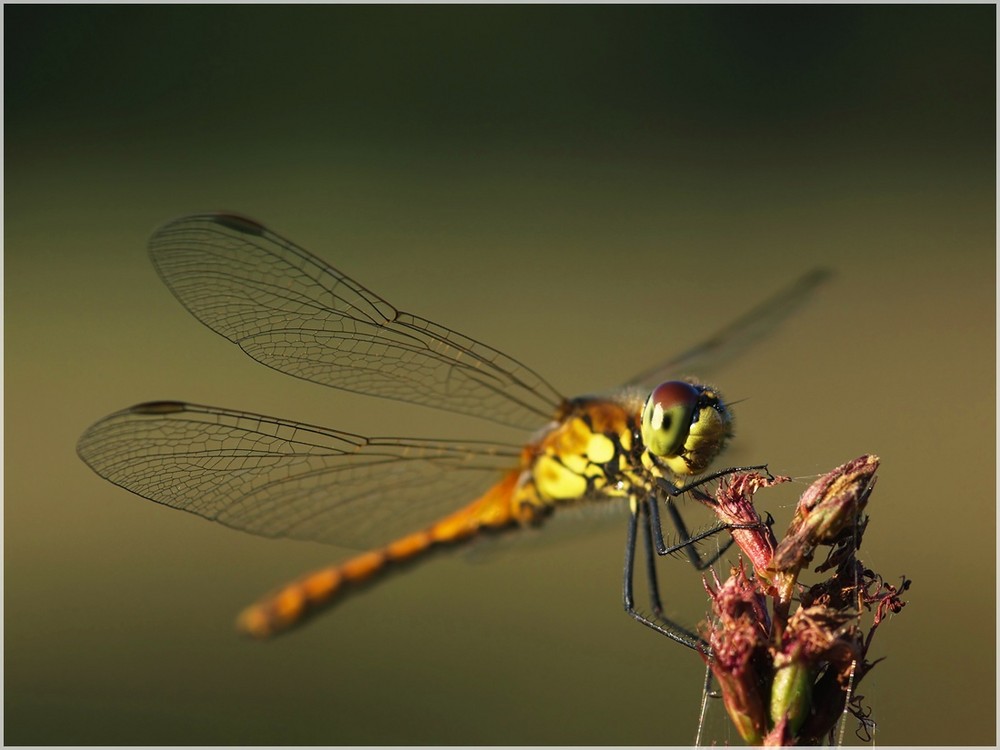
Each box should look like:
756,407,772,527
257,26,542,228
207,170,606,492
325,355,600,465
77,213,827,641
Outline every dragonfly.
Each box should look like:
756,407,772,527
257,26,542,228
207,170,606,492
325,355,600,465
77,213,827,644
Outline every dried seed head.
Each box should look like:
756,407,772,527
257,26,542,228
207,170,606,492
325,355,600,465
770,454,878,577
692,455,908,745
701,562,771,744
710,472,789,581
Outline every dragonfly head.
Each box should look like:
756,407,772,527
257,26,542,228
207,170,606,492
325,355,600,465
640,380,732,476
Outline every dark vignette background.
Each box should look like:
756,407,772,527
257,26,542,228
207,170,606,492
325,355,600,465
5,5,995,745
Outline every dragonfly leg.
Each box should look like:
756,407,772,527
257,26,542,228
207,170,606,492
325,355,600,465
648,492,776,570
621,469,779,650
648,464,774,570
640,497,666,618
622,496,707,652
667,464,773,499
653,496,736,571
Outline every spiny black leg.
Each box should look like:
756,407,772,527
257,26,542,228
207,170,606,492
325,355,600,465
622,498,641,614
660,464,772,500
640,497,665,617
664,497,737,570
655,500,772,570
648,464,773,570
623,466,777,650
645,492,736,569
623,498,706,651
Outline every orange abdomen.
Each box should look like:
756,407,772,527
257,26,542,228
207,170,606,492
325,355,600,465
237,469,524,638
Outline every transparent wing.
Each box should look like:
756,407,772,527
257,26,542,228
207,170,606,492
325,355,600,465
77,401,523,549
148,213,565,430
625,268,831,390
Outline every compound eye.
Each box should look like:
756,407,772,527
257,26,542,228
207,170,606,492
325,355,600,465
641,381,699,458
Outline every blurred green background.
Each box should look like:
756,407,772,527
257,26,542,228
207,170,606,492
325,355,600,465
5,5,994,745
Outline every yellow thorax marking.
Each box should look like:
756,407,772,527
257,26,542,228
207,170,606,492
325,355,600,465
532,415,631,502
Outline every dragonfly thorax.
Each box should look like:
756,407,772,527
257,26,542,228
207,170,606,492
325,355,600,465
523,381,732,516
527,398,639,506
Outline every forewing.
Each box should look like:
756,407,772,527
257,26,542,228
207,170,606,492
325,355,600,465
76,401,523,549
625,268,831,390
148,213,565,430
